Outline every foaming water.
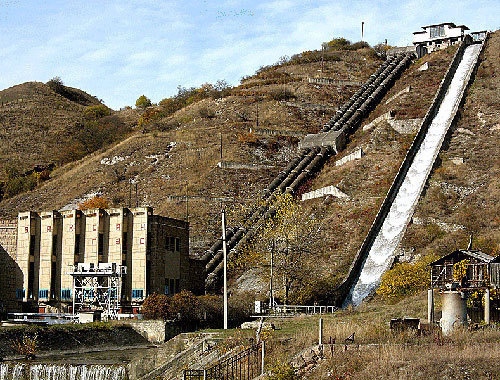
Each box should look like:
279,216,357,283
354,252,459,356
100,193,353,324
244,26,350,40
345,44,482,306
0,363,127,380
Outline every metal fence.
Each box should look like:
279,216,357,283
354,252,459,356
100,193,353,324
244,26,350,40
184,343,263,380
255,303,338,316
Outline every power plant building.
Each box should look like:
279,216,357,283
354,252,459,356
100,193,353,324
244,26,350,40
0,207,200,314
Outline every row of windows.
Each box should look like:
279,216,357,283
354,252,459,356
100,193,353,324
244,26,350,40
132,289,144,299
18,288,148,301
17,289,71,300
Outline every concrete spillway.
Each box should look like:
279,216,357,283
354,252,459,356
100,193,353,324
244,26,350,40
345,43,483,306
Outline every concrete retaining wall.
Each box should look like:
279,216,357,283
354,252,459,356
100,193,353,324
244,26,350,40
126,320,167,343
308,78,362,86
388,118,423,134
217,161,274,170
334,36,485,306
335,148,364,167
301,185,348,201
362,111,394,131
385,86,411,104
249,127,307,137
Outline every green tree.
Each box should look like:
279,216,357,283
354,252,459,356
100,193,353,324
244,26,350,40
47,76,64,93
237,193,324,305
84,104,111,120
135,95,152,109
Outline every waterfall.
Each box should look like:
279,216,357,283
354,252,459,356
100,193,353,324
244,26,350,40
345,43,483,306
0,363,127,380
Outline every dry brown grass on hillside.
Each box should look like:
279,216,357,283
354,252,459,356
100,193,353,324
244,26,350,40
0,81,138,183
0,48,383,258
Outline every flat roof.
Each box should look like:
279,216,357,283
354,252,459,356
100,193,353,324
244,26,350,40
418,22,469,30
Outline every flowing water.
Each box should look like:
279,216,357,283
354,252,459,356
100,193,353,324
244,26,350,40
0,363,127,380
345,43,482,306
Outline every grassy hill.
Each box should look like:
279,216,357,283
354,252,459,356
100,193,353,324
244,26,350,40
0,32,498,306
0,80,138,197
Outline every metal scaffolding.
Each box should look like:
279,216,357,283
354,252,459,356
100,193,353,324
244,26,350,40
70,263,127,320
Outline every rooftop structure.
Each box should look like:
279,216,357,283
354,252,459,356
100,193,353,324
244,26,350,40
413,22,469,52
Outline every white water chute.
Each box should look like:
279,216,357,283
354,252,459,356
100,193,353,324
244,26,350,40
345,43,483,306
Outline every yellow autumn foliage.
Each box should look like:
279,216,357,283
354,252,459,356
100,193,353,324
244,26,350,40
377,255,439,298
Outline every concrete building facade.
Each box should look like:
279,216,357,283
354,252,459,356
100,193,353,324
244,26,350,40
413,23,469,52
0,207,197,313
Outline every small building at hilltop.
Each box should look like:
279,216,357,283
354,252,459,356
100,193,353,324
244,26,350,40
0,207,204,317
413,22,469,52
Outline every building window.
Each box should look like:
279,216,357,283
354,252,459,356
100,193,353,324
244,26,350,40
39,289,49,299
16,289,25,299
132,289,144,299
29,237,35,256
164,284,169,295
61,289,72,299
98,233,104,255
75,234,81,256
28,262,35,299
170,279,175,295
430,25,444,38
50,262,57,299
175,279,180,293
175,238,180,252
52,235,58,257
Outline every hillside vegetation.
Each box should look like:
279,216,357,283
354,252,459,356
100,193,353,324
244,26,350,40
0,79,138,199
0,32,498,307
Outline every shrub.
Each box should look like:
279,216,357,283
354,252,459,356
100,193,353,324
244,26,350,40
169,290,202,323
3,175,37,198
228,291,255,326
11,332,38,356
266,360,298,380
47,76,64,93
142,293,170,320
77,196,109,210
135,95,152,109
326,37,352,50
198,106,216,119
377,255,439,299
270,88,296,101
84,104,112,120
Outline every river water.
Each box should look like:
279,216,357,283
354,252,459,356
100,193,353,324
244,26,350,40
346,43,482,306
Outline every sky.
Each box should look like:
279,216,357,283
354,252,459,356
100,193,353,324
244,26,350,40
0,0,498,110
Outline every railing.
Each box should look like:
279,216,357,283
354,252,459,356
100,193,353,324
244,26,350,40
184,344,263,380
256,304,338,316
431,262,490,289
8,312,79,324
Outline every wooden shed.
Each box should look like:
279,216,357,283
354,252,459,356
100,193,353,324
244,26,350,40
430,250,494,290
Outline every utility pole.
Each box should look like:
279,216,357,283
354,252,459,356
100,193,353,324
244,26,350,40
185,183,189,222
135,183,138,207
270,240,275,311
222,209,228,329
361,21,365,41
321,44,325,73
220,132,223,160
